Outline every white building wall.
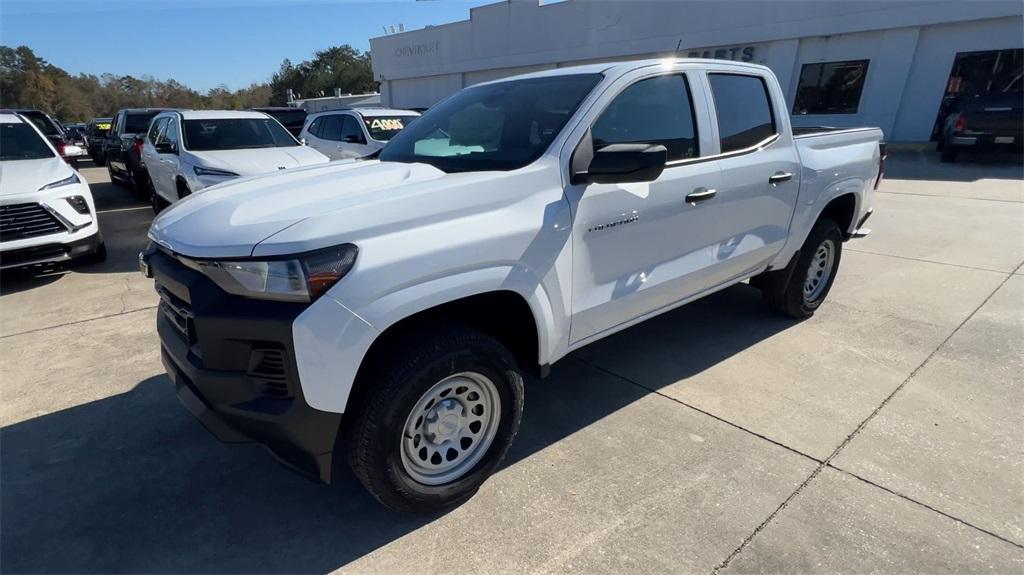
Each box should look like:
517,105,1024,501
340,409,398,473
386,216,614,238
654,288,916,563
370,1,1024,141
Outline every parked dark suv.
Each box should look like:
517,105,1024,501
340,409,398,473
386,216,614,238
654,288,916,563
937,92,1024,162
104,108,169,197
86,117,112,165
250,107,307,138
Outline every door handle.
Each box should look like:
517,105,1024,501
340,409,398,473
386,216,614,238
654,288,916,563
769,171,793,185
686,187,717,204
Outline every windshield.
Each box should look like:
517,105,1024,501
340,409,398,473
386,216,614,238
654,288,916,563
363,116,415,141
379,73,602,173
125,112,159,134
182,118,299,151
261,109,306,128
1,122,56,161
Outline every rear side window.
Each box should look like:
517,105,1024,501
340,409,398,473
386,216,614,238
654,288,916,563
592,74,699,161
708,74,777,153
320,115,343,141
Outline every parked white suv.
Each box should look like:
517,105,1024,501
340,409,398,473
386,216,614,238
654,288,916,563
1,113,105,269
141,110,330,212
142,60,883,512
299,108,419,160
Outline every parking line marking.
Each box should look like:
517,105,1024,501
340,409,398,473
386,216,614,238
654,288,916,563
877,190,1023,204
97,206,151,214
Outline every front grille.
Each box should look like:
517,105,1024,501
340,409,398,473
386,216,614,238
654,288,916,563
156,285,194,344
0,203,68,242
248,348,291,398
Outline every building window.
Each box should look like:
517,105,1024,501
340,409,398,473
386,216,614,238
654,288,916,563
793,60,870,115
708,73,776,153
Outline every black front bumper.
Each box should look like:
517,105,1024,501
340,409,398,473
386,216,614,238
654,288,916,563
149,249,342,482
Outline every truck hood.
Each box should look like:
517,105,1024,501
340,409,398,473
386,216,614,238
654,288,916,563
0,157,75,197
187,146,329,177
149,160,454,257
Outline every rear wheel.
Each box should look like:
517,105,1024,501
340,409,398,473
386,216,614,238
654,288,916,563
346,324,524,513
761,218,843,319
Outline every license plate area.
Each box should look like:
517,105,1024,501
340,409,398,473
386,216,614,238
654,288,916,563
994,136,1015,144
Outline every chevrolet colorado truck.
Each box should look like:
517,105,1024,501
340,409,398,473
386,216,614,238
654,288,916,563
140,59,883,512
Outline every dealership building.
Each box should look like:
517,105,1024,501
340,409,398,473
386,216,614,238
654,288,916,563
369,0,1023,142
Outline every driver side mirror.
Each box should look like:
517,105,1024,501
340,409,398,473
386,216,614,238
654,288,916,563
299,138,307,145
155,142,177,155
343,134,364,144
573,142,668,185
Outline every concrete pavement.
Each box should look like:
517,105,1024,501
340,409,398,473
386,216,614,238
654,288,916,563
1,151,1022,573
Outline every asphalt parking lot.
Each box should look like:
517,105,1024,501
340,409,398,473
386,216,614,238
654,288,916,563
1,148,1022,574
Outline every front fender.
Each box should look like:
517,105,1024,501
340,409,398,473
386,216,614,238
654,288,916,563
293,264,562,414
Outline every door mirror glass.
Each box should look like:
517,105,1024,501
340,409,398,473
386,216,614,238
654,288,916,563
576,143,667,184
155,142,177,154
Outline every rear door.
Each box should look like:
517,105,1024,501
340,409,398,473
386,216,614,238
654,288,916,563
697,70,800,289
567,70,723,344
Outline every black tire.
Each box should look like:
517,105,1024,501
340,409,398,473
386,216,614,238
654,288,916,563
346,324,525,513
151,190,168,214
940,145,957,163
762,218,843,319
107,163,128,188
131,166,151,200
935,138,945,152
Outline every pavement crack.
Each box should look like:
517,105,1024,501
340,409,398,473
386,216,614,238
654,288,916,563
711,268,1020,573
0,306,157,340
844,249,1011,274
827,464,1024,550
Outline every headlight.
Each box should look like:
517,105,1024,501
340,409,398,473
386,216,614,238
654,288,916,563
194,166,239,178
196,244,357,302
39,173,80,190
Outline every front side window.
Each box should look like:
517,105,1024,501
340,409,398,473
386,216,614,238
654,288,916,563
162,119,180,147
709,73,777,153
380,73,602,173
125,112,159,134
148,117,168,144
592,74,698,161
182,118,298,151
0,122,55,160
793,60,869,115
364,116,411,142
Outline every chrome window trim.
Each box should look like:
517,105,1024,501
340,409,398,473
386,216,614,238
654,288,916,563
664,133,780,167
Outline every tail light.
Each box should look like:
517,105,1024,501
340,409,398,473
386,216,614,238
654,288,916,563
953,114,966,132
132,137,144,159
56,141,66,157
874,142,887,191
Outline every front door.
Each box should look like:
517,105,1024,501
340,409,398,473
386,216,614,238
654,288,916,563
568,73,723,344
336,114,376,159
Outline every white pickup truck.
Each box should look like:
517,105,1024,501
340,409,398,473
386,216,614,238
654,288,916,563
141,59,883,512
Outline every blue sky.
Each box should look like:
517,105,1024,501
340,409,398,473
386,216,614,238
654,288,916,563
1,0,494,91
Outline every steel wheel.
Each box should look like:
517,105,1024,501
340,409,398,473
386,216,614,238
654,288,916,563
803,239,836,302
399,371,501,486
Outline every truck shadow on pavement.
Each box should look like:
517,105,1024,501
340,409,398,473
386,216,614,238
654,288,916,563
1,283,795,573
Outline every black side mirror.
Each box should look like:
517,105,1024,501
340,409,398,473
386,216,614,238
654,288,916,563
574,143,668,185
155,142,177,155
343,134,364,144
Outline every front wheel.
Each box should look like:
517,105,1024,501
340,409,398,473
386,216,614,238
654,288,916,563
761,218,843,319
345,325,524,513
